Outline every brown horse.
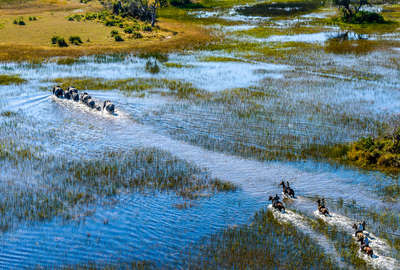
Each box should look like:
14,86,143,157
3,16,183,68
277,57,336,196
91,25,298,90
269,195,285,213
317,199,330,216
279,181,295,198
359,237,373,257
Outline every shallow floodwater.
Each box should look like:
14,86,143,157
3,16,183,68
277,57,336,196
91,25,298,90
1,4,400,269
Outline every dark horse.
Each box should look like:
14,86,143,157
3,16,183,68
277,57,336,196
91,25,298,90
279,181,295,198
316,198,330,216
269,194,285,212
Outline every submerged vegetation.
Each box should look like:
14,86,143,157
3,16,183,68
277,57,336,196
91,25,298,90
0,142,236,230
0,74,27,85
49,77,206,98
185,208,339,269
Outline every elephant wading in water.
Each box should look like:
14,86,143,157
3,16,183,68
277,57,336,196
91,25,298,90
103,100,115,114
68,87,79,102
53,86,64,98
53,86,116,113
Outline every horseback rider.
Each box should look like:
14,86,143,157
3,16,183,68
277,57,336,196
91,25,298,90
361,235,370,251
274,194,280,203
321,198,326,208
355,221,364,237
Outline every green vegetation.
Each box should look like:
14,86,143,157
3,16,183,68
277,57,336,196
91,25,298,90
332,198,400,255
334,0,386,24
0,74,27,85
309,218,368,269
69,36,83,46
145,60,160,73
51,36,68,47
28,16,37,21
114,34,124,41
13,17,26,25
56,58,80,65
61,261,155,270
163,62,193,68
0,137,236,230
185,208,339,269
200,56,245,62
0,111,17,117
49,77,206,98
307,128,400,174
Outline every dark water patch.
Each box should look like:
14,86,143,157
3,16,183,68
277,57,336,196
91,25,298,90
236,0,323,17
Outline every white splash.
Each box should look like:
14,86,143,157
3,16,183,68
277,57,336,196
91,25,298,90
314,211,399,270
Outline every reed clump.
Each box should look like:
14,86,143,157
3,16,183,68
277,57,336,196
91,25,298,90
184,208,339,269
0,74,27,85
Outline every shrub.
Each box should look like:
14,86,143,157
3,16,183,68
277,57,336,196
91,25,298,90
13,17,25,25
124,26,134,33
85,13,97,20
132,32,143,39
142,25,152,32
114,35,124,42
57,38,68,47
69,36,83,45
110,30,119,37
28,16,37,21
350,11,385,24
145,60,160,74
51,36,60,44
67,14,84,21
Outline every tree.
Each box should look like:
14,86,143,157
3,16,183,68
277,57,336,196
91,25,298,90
333,0,370,20
111,0,167,26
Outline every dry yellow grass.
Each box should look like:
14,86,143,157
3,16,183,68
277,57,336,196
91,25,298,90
0,0,213,61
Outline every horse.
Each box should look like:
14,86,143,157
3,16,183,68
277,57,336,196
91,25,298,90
103,100,115,114
317,198,330,216
279,181,295,198
352,221,366,240
53,86,64,98
359,237,373,257
269,195,285,213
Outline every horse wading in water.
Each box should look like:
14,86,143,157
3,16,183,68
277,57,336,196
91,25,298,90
279,181,295,198
316,198,330,216
269,194,285,213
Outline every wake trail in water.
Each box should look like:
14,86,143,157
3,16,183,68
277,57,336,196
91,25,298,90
314,211,399,270
267,205,348,269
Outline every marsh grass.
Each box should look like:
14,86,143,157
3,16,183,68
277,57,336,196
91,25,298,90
49,77,208,98
0,144,236,231
308,218,369,269
332,198,400,255
56,57,81,65
184,208,339,269
60,261,155,270
163,62,194,68
0,74,27,85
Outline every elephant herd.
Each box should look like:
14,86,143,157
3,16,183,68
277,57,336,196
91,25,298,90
52,86,115,114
